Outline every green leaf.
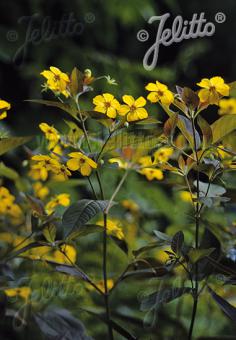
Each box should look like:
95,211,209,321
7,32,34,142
208,286,236,323
62,199,110,236
161,105,200,149
182,87,199,110
163,113,178,137
211,115,236,144
188,248,215,263
153,230,172,245
171,231,184,255
43,224,56,243
133,241,162,257
55,264,89,282
27,99,78,120
102,131,161,155
0,162,19,180
111,236,128,255
140,287,191,312
194,181,226,197
0,136,32,156
69,67,84,96
66,224,103,240
197,116,213,149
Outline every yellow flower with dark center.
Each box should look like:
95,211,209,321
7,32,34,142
0,99,11,120
33,182,49,200
121,199,139,213
139,168,164,181
109,158,130,169
218,98,236,115
118,95,148,122
197,76,229,105
39,123,60,150
145,81,174,106
31,155,61,174
0,186,22,218
29,163,49,181
67,152,97,176
5,287,31,300
41,66,70,97
97,219,124,240
93,93,120,118
154,147,173,163
45,193,70,214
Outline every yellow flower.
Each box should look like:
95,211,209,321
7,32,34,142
41,66,70,97
109,158,130,169
5,287,31,300
154,147,173,163
0,99,11,120
218,98,236,115
21,244,76,264
97,219,125,240
118,95,148,122
138,155,155,167
96,279,114,293
145,81,174,106
197,76,229,105
45,193,70,214
0,186,22,218
179,191,193,203
139,168,164,181
93,93,120,118
121,199,139,213
29,163,49,181
33,182,49,200
39,123,60,150
31,155,62,176
67,152,97,176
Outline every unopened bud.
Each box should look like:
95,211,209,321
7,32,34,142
84,69,92,78
124,122,129,128
100,159,104,165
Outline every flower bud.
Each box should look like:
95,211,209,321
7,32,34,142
84,69,92,78
124,122,129,128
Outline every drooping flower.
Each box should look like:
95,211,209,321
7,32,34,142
138,156,164,181
93,93,120,118
39,123,60,150
0,100,11,120
41,66,70,97
145,81,174,106
118,95,148,122
218,98,236,115
109,158,130,169
5,287,31,300
139,168,164,181
121,199,139,213
45,193,70,214
197,76,229,105
67,152,97,176
33,182,49,200
154,147,173,163
96,219,124,240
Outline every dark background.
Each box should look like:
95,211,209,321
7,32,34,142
0,0,235,136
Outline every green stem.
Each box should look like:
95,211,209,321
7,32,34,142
188,116,200,340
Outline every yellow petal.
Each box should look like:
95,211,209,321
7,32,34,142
103,93,114,102
197,78,211,89
118,105,130,116
122,95,135,106
93,95,105,106
135,96,146,108
107,107,117,118
67,159,80,171
145,82,158,91
80,163,92,176
147,92,159,103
